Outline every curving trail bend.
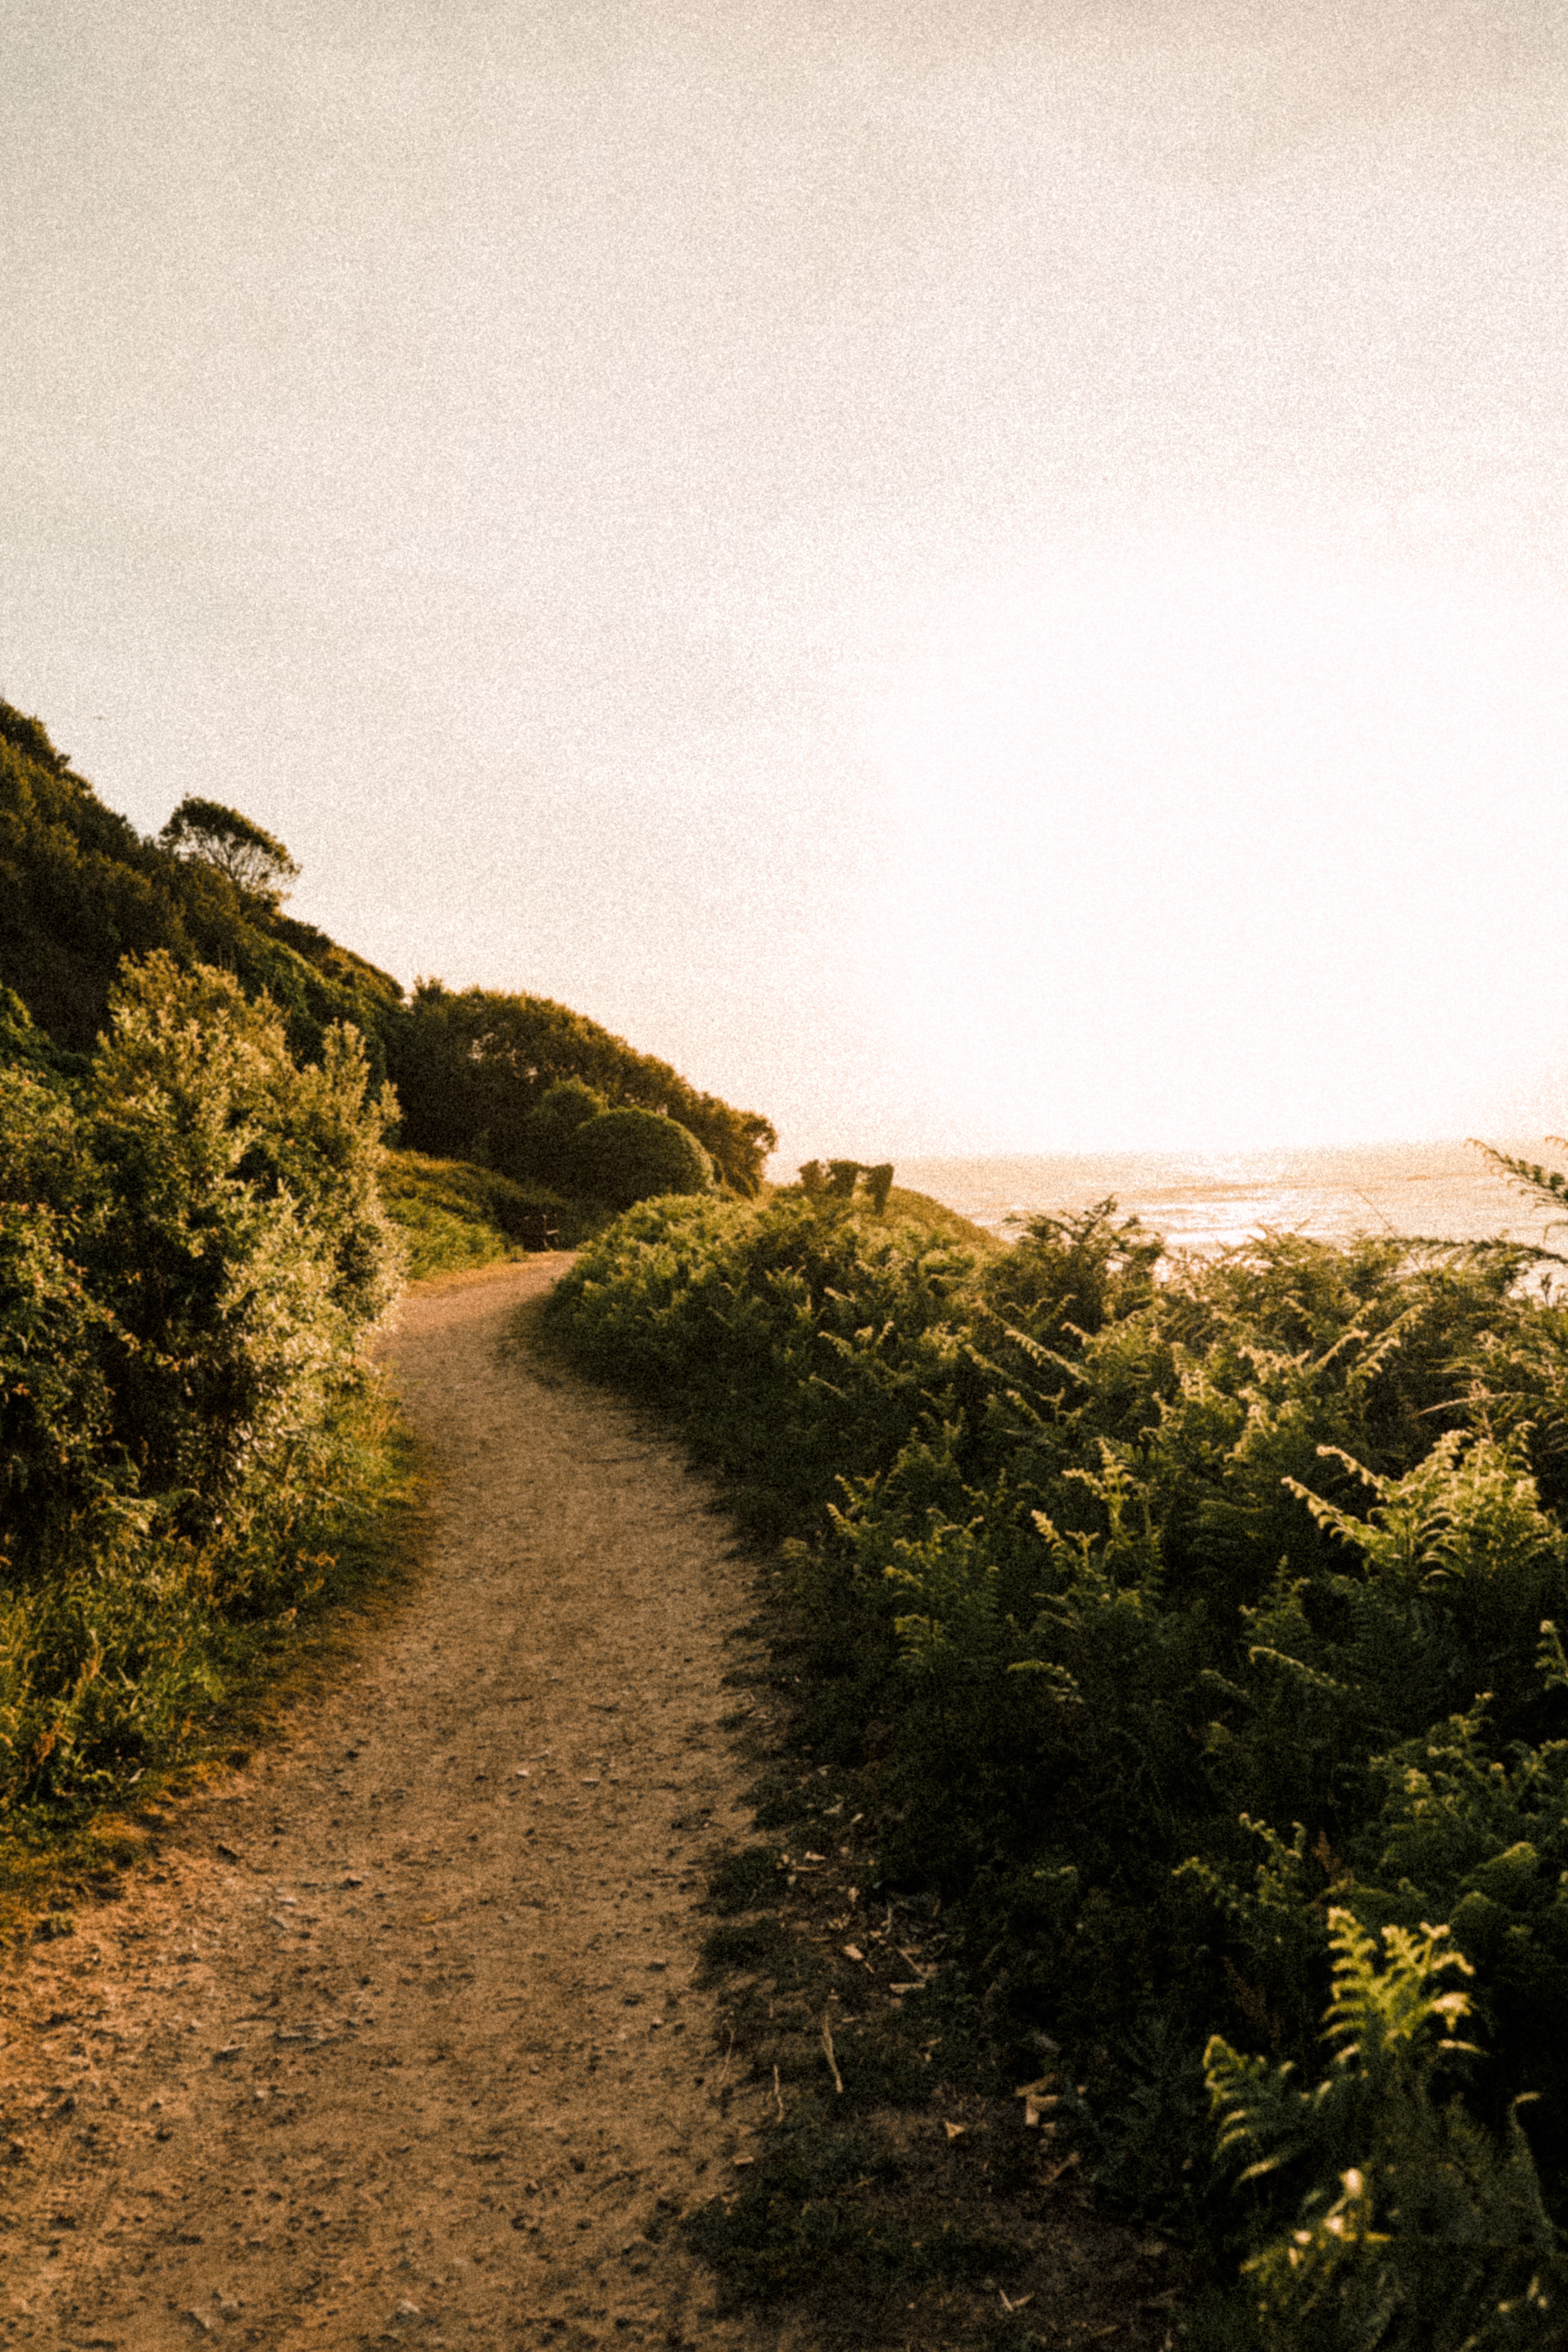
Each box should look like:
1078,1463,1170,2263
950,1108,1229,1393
1,1259,791,2352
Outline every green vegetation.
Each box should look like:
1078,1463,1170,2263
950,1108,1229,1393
0,702,402,1070
0,697,775,1192
384,979,774,1196
883,1183,998,1252
799,1155,896,1212
160,793,301,903
0,955,405,1860
547,1180,1568,2344
793,1158,997,1250
519,1077,609,1190
379,1151,574,1280
568,1102,711,1208
0,690,774,1889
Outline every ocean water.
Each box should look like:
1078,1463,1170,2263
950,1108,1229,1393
897,1141,1568,1257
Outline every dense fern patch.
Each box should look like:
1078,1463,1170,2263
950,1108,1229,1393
548,1184,1568,2344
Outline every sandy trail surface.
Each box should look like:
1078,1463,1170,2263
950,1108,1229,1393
1,1259,790,2352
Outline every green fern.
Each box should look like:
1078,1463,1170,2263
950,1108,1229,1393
1206,1908,1562,2348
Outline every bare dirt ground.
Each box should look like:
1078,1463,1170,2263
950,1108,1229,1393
0,1258,796,2352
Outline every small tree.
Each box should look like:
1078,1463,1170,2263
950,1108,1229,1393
86,953,400,1512
159,796,301,903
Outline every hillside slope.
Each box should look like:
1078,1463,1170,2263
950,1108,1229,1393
0,701,400,1068
0,696,775,1189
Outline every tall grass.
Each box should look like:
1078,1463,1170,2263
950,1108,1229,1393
548,1186,1568,2343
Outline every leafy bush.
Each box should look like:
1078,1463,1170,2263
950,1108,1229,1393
547,1186,1568,2336
567,1106,712,1210
0,958,405,1827
548,1189,978,1538
515,1077,608,1188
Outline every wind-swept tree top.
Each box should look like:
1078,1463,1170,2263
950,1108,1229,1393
160,796,301,903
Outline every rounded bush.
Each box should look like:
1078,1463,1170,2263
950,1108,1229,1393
567,1107,711,1209
515,1077,608,1185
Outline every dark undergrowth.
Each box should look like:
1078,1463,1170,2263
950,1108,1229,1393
678,1654,1185,2351
0,1405,427,1945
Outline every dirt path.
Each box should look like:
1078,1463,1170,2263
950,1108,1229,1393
0,1259,793,2352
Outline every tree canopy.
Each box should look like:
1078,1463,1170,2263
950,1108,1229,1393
386,982,775,1195
0,701,400,1064
159,794,301,902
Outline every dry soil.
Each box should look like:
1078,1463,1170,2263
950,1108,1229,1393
0,1258,795,2352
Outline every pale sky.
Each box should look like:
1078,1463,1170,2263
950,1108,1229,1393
5,0,1567,1166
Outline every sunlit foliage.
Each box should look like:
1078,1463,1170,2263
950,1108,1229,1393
0,958,403,1823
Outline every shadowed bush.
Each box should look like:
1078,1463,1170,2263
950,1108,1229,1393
378,1150,573,1278
549,1184,1568,2342
567,1105,712,1209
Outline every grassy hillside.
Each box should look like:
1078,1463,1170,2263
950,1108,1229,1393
0,696,776,1194
883,1182,999,1251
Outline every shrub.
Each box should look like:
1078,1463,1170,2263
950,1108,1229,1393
567,1106,711,1209
78,953,400,1516
518,1077,608,1186
0,955,407,1825
547,1188,1568,2322
385,980,775,1194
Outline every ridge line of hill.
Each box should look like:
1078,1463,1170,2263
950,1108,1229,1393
0,694,776,1195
